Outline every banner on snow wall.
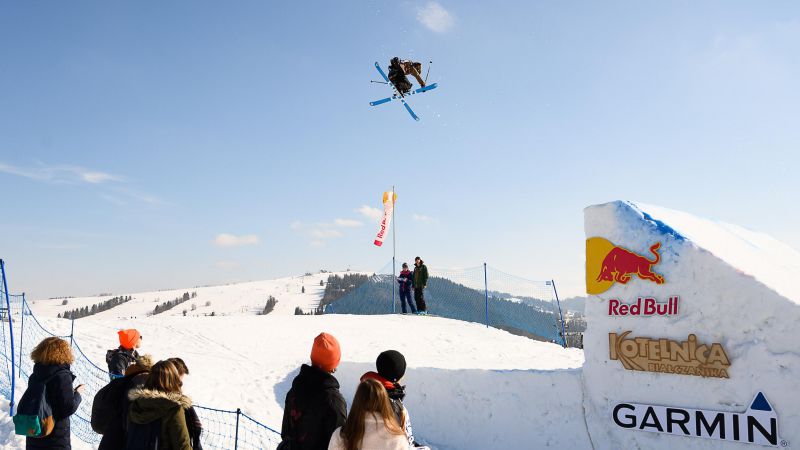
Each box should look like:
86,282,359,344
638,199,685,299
373,191,397,247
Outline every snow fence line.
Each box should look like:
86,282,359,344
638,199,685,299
0,288,282,450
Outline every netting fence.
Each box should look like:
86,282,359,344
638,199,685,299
323,260,568,345
0,259,281,449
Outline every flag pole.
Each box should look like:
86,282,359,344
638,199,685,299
392,185,396,314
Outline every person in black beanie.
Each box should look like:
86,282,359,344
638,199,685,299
360,350,420,447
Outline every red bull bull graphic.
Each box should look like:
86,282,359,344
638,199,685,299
586,237,666,295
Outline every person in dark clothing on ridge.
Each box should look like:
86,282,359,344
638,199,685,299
397,263,416,314
168,357,204,449
106,329,142,380
279,333,347,450
96,354,153,450
412,257,429,315
26,337,84,450
360,350,420,447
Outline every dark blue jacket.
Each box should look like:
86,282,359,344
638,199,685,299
397,270,413,293
26,363,82,450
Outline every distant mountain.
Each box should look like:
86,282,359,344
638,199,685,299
559,296,587,313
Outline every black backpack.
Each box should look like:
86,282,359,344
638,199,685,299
125,419,161,450
91,376,130,434
13,372,62,437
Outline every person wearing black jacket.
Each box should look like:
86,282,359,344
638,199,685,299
412,257,429,314
26,337,83,450
279,333,346,450
106,329,142,380
96,354,152,450
168,357,204,449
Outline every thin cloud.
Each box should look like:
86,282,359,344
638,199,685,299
213,233,261,247
0,162,122,184
333,218,363,228
357,205,383,220
417,2,454,33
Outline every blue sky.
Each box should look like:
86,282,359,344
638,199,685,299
1,1,798,299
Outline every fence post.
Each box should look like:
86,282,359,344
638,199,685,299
18,293,25,379
69,318,75,348
551,280,567,348
0,260,17,415
483,263,489,328
392,256,396,314
234,408,241,449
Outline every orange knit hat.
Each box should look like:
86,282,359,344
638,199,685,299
310,332,341,372
118,329,142,350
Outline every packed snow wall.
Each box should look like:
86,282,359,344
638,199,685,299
582,201,800,449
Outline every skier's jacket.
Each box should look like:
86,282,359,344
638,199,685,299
397,269,413,293
360,371,417,446
412,263,429,289
127,388,193,450
279,364,346,450
106,346,139,379
94,363,149,450
25,363,82,450
388,57,413,93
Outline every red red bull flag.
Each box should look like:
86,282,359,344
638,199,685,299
373,191,397,247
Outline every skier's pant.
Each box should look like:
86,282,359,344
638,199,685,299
414,287,426,312
400,289,416,313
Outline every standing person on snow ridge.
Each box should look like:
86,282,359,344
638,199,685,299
168,357,204,449
279,333,347,450
397,263,416,314
94,354,153,450
107,329,142,380
387,57,426,95
126,360,193,450
412,257,429,315
22,337,84,450
327,379,409,450
360,350,422,448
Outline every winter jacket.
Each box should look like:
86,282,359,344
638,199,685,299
97,369,149,450
106,346,139,378
185,406,204,450
25,363,82,450
360,372,415,446
412,264,428,289
327,414,410,450
280,364,347,450
128,388,193,450
397,270,413,293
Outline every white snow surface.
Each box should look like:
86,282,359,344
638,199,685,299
583,200,800,449
21,274,586,450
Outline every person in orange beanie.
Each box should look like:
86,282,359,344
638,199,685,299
105,329,142,380
279,333,346,450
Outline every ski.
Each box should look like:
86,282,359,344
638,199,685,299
374,62,420,121
370,83,438,107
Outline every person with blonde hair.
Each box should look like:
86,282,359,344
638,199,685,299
24,336,84,450
127,360,192,449
328,379,410,450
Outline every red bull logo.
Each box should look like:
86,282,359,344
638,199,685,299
586,238,666,294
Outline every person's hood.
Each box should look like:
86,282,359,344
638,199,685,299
360,371,406,401
128,388,192,424
31,363,73,381
292,364,340,392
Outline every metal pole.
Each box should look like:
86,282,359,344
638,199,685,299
551,280,567,348
18,293,25,379
1,260,17,415
69,318,75,348
392,186,396,314
234,408,241,449
483,263,489,328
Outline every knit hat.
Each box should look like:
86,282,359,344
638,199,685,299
376,350,406,382
310,333,341,373
118,329,142,350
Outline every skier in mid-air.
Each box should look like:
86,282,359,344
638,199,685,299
387,57,426,96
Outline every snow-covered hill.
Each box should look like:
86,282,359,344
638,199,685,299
31,272,345,319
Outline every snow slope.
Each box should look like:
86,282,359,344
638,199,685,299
583,200,800,449
32,272,342,319
15,311,585,450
